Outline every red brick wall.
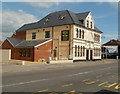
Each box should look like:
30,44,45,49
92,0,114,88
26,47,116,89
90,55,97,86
2,40,34,61
12,31,26,40
34,41,52,61
2,39,52,61
2,39,14,49
14,48,34,61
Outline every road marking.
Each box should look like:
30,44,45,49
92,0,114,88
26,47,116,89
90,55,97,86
85,80,99,84
98,81,108,86
38,89,49,92
70,90,76,92
62,83,73,87
68,71,90,77
103,83,117,88
82,79,90,82
1,79,48,87
49,92,59,94
115,84,120,89
67,67,115,77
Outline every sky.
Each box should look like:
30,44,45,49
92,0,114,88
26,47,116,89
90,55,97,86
1,2,118,44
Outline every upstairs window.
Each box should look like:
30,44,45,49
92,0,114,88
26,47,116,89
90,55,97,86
45,31,50,38
32,32,36,39
82,30,84,39
79,29,81,38
87,20,89,28
61,30,69,41
76,28,79,38
94,34,100,42
91,22,92,28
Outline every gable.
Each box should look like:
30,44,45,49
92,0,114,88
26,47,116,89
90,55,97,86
2,39,14,49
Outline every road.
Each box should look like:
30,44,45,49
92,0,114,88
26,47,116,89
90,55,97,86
2,60,119,94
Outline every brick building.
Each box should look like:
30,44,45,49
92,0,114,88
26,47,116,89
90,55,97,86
2,10,102,61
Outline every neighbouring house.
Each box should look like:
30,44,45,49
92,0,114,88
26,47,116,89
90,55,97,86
2,10,102,61
102,39,120,59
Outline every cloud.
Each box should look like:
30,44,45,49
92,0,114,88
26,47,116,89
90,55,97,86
2,0,119,2
26,2,59,8
2,9,38,41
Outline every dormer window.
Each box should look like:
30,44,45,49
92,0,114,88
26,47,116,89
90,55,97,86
87,20,89,28
45,18,49,22
59,15,66,20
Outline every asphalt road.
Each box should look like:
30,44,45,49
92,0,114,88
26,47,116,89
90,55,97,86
2,61,119,94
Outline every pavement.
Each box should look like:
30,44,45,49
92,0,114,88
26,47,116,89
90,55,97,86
2,59,119,93
1,59,118,73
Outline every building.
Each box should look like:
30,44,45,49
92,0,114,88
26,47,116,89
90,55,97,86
102,39,120,59
2,10,102,61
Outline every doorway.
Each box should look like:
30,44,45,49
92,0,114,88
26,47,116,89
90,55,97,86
90,50,93,60
86,50,89,60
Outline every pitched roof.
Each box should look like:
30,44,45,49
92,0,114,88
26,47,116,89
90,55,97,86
76,12,90,20
103,39,120,46
7,37,23,47
16,10,102,33
6,37,52,47
16,39,51,47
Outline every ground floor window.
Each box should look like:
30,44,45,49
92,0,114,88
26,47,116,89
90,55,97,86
19,49,22,56
94,48,101,56
75,45,77,57
83,46,85,56
74,45,85,57
78,46,80,57
19,49,31,57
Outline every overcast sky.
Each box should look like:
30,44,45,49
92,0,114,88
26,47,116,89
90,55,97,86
1,2,118,43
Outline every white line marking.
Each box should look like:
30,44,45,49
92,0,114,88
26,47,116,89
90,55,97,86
1,79,48,87
68,71,91,77
67,66,117,77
